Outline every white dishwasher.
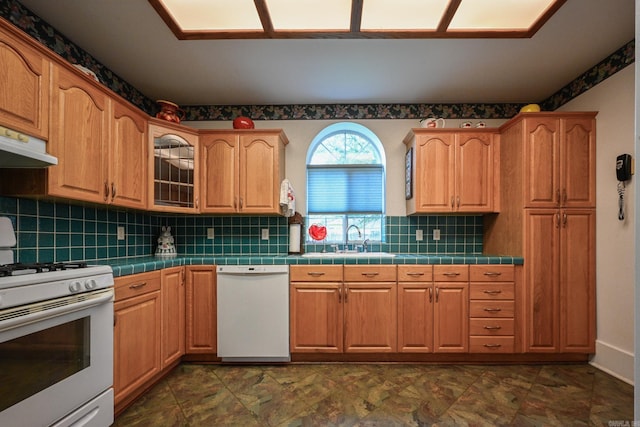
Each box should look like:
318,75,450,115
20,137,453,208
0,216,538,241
216,265,290,362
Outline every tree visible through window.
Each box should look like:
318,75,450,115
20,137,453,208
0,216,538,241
306,122,386,247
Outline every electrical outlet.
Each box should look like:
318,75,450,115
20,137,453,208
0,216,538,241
117,226,125,240
261,229,269,240
433,228,440,241
207,228,215,239
415,229,423,241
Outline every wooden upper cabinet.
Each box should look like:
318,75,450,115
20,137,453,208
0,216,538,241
48,63,109,203
404,129,498,214
110,98,147,209
0,22,50,139
522,114,596,208
200,129,288,214
149,120,200,213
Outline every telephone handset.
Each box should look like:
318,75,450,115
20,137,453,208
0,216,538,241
616,154,633,221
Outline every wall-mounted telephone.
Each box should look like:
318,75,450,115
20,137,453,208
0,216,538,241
616,154,633,181
616,154,633,221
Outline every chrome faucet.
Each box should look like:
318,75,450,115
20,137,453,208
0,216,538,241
345,224,362,251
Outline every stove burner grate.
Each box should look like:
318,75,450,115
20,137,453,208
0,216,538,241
0,261,88,277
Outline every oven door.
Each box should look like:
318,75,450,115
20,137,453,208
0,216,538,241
0,289,114,427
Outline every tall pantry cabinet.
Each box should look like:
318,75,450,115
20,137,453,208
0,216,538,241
484,112,597,354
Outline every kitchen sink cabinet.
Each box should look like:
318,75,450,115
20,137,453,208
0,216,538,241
149,120,200,213
290,265,397,353
0,21,50,140
113,271,162,410
484,112,597,356
404,129,498,214
185,265,217,354
200,129,288,214
161,266,185,368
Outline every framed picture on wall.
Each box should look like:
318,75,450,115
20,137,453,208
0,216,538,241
405,148,412,200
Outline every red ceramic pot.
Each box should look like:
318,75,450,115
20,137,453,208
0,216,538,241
233,116,255,129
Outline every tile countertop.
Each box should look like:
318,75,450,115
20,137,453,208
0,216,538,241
101,254,524,278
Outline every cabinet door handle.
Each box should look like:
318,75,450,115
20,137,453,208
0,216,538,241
361,272,379,278
344,285,348,303
195,197,199,209
406,272,424,277
483,325,502,330
428,287,433,303
129,282,147,289
451,196,455,208
239,197,243,208
483,343,502,348
562,212,567,228
483,272,502,277
111,182,116,199
555,212,560,228
483,289,502,295
483,307,502,313
338,287,342,303
308,272,326,277
442,272,460,277
435,287,439,302
456,196,460,207
104,181,110,201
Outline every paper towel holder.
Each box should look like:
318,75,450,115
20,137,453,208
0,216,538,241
288,212,304,255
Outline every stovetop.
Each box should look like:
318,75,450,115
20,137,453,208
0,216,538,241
0,261,89,277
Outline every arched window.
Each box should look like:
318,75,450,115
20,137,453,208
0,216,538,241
306,122,386,246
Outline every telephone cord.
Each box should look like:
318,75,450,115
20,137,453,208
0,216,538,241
618,181,625,221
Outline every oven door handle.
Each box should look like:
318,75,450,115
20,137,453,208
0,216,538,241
0,288,114,333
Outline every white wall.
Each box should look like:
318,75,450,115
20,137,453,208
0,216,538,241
558,65,636,383
187,118,505,216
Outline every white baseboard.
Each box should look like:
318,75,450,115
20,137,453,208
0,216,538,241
589,340,634,385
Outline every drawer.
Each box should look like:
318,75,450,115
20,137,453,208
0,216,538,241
344,265,397,282
114,271,161,301
469,283,514,300
469,265,514,282
469,300,514,318
469,318,514,335
290,265,343,282
398,265,433,282
469,336,515,353
433,265,469,282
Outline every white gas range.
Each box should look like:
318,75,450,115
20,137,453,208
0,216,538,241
0,217,114,427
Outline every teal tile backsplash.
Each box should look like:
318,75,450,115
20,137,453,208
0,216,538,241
0,196,483,263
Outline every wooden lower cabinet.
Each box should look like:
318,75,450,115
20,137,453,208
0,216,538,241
290,265,397,353
185,265,217,354
161,266,185,367
398,265,434,352
113,271,162,409
433,265,469,353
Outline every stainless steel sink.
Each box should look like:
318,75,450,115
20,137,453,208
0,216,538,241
301,252,396,258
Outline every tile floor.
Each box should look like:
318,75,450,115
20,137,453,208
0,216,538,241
113,363,634,426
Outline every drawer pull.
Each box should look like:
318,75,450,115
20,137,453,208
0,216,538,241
483,272,502,277
483,307,502,313
428,287,433,303
483,290,502,295
406,272,424,277
442,272,460,277
129,282,148,290
362,272,379,277
307,272,326,277
483,325,502,330
484,343,502,348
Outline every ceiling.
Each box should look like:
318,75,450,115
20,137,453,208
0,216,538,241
18,0,635,107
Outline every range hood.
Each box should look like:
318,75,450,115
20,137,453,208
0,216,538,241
0,125,58,168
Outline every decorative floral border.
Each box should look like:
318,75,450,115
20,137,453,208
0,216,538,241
1,0,634,121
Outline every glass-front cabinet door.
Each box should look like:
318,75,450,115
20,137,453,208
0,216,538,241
148,119,199,212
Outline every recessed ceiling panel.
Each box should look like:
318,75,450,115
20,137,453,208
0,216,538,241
266,0,351,31
449,0,556,30
361,0,449,30
159,0,262,31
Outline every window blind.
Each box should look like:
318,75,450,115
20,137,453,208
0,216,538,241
307,165,384,213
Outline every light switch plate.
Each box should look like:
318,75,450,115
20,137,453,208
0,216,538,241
207,228,215,239
261,229,269,240
117,226,125,240
433,229,440,241
416,229,423,241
